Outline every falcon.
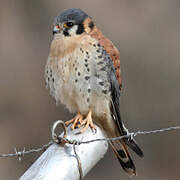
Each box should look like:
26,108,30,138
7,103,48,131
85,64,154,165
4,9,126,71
45,8,143,176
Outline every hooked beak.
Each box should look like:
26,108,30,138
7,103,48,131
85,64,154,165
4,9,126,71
53,25,63,35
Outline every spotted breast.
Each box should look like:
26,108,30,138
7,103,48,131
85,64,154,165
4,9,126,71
45,34,116,122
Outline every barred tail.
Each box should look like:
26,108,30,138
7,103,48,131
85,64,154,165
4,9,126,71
110,101,144,158
110,139,137,176
124,136,144,158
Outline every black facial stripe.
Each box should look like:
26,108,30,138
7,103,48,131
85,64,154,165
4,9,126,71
88,21,94,30
63,30,70,36
53,31,57,35
76,23,85,34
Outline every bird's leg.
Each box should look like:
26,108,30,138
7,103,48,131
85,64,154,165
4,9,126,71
81,109,96,133
65,112,84,130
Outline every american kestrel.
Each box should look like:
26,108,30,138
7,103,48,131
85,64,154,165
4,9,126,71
45,8,143,176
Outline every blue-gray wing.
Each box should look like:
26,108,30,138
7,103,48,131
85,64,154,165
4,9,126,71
101,48,144,158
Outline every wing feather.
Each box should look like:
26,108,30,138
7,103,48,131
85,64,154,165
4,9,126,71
90,26,122,89
100,44,144,158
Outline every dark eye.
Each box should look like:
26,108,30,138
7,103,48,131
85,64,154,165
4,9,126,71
64,22,74,28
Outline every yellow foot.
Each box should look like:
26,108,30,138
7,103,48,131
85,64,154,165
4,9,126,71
81,110,96,133
65,112,84,130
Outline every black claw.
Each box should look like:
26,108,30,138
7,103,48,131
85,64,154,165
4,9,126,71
91,127,97,134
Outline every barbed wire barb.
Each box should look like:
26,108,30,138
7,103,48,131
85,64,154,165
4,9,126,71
0,141,53,159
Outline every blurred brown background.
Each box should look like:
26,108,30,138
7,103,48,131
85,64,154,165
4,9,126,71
1,0,180,179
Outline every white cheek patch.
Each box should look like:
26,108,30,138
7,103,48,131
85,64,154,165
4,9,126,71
68,25,78,36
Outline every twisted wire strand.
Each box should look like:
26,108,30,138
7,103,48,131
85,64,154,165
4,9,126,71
0,124,180,159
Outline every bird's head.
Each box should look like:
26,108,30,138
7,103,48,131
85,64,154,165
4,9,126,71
53,8,95,38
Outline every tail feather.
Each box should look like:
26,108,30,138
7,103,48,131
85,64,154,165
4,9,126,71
109,99,144,175
111,101,144,158
121,124,144,158
110,140,137,176
124,138,144,158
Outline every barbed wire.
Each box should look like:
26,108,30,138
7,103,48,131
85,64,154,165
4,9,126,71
0,141,53,160
0,121,180,161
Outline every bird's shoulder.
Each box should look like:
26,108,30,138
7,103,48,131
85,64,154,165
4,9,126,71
90,26,122,89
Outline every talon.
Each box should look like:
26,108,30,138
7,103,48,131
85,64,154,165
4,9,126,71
65,112,83,130
65,119,74,126
65,110,96,133
81,110,96,133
